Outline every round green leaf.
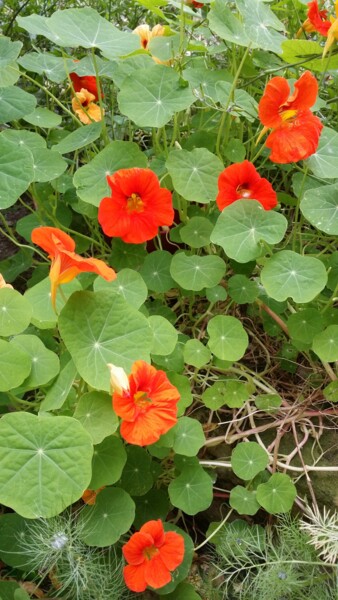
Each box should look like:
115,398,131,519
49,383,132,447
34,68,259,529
29,148,67,183
0,86,36,124
0,339,31,392
206,285,227,302
167,372,193,415
140,250,175,292
168,465,213,515
229,486,260,516
166,148,223,204
9,335,60,389
211,200,287,263
118,65,195,128
134,489,170,529
261,251,327,303
224,138,246,162
179,217,214,247
165,583,201,600
184,339,211,368
79,487,135,547
53,121,102,154
94,268,147,309
0,288,32,336
312,325,338,362
148,315,178,356
301,183,338,235
172,417,205,457
24,276,82,329
0,513,31,569
90,436,127,489
221,379,250,408
0,37,22,68
73,391,118,444
120,446,153,496
323,380,338,403
18,52,67,83
228,274,259,304
231,442,269,480
256,473,297,513
202,381,228,410
255,393,282,412
287,309,325,345
73,141,147,206
23,108,62,128
208,1,250,47
307,127,338,179
58,291,152,392
0,137,34,209
0,412,93,518
170,253,226,291
207,315,248,361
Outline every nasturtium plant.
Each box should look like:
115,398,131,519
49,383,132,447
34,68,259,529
231,442,269,480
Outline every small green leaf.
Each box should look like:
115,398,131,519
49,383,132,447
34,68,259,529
10,335,60,390
0,340,31,392
0,37,22,67
208,0,250,47
307,127,338,178
167,372,193,415
0,137,34,209
255,394,282,412
287,309,325,345
312,325,338,362
166,148,223,204
118,65,195,128
172,417,205,457
73,391,118,444
53,121,102,154
211,200,287,263
170,253,226,291
179,217,214,248
230,486,260,516
25,277,82,329
207,315,248,361
261,251,327,303
164,582,202,600
40,358,77,412
0,412,93,518
23,108,62,128
301,183,338,235
93,268,147,309
79,487,135,547
221,379,250,408
120,446,153,496
134,489,170,529
0,288,32,336
184,339,211,368
202,381,227,410
228,275,259,304
140,250,175,292
0,513,31,569
323,380,338,403
206,285,227,302
90,436,127,489
256,473,297,513
148,315,178,356
231,442,269,480
168,465,213,515
224,138,246,162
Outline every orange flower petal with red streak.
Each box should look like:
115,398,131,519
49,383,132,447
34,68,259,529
98,168,174,244
216,161,277,211
31,227,116,307
71,88,104,125
122,520,185,592
112,360,179,446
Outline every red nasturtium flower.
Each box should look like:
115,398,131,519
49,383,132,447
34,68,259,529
31,227,116,308
296,1,331,37
122,520,185,592
70,72,102,101
258,71,323,164
216,160,277,211
98,168,174,244
109,360,180,446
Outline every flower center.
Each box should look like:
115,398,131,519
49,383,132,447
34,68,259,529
134,390,152,408
280,109,298,123
127,193,144,213
143,544,159,561
236,184,252,199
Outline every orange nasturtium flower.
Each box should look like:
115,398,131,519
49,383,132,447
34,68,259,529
323,0,338,57
71,87,103,125
258,71,323,164
70,72,103,102
98,168,174,244
216,160,278,211
296,0,331,37
31,227,116,308
122,519,185,592
109,360,180,446
0,274,13,289
81,487,105,505
133,23,165,50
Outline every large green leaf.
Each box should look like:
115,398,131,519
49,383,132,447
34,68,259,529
261,251,327,303
0,340,31,392
236,0,285,53
120,446,153,497
58,291,152,391
307,127,338,178
73,391,118,444
9,335,60,390
18,52,67,83
208,0,250,47
301,184,338,235
79,487,135,546
73,141,147,206
0,288,32,336
0,137,34,209
140,250,175,292
207,315,248,361
23,107,62,128
166,148,223,204
216,81,258,122
211,200,287,263
118,65,195,128
280,39,338,73
0,86,36,124
25,277,82,329
171,417,205,457
0,412,93,518
170,253,226,291
18,8,139,58
312,325,338,362
0,37,22,67
93,268,147,309
53,121,102,154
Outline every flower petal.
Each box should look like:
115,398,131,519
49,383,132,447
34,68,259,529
31,227,75,256
140,520,165,547
144,554,172,589
123,564,147,592
123,532,152,565
160,531,185,570
258,77,290,128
